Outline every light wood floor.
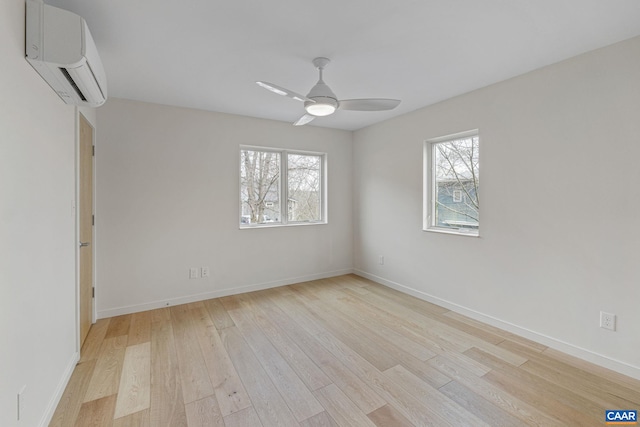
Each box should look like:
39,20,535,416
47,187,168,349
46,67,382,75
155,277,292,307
51,274,640,426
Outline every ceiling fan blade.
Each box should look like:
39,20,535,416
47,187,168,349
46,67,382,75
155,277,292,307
256,81,314,103
338,98,401,111
293,114,315,126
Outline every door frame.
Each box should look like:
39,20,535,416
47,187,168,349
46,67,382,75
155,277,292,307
75,109,97,354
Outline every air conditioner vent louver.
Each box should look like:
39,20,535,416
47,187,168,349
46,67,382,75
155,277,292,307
60,68,87,102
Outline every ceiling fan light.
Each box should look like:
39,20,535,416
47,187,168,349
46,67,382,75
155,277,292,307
304,96,338,117
305,103,336,116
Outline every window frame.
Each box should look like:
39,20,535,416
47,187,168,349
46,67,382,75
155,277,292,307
239,145,327,228
423,130,480,237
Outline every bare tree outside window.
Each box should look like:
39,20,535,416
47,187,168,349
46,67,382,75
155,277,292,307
240,150,281,224
426,133,479,234
287,154,321,222
240,148,325,226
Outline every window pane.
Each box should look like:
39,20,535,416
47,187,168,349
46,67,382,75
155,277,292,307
433,136,479,231
287,153,322,222
240,150,281,224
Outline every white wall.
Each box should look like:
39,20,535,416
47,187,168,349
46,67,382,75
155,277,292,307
95,99,353,317
0,0,82,425
353,36,640,379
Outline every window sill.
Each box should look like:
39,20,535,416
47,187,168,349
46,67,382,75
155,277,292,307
423,227,480,237
240,221,327,230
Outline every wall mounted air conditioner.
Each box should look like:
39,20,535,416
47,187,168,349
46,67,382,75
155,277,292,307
26,0,108,107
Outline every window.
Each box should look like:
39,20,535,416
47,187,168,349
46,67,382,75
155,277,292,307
240,147,326,227
424,130,479,235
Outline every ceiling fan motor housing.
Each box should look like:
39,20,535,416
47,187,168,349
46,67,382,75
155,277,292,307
305,80,338,116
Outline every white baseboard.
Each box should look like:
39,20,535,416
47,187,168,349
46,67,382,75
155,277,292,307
39,350,79,427
354,269,640,381
97,268,354,319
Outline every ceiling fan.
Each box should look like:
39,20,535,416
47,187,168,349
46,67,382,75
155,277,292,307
256,57,401,126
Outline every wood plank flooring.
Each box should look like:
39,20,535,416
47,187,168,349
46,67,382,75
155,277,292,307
51,274,640,426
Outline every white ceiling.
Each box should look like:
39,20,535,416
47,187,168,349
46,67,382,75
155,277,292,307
47,0,640,131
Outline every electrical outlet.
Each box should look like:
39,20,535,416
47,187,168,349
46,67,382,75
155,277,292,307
189,267,199,279
17,385,26,421
378,255,384,265
201,267,210,278
600,311,616,331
